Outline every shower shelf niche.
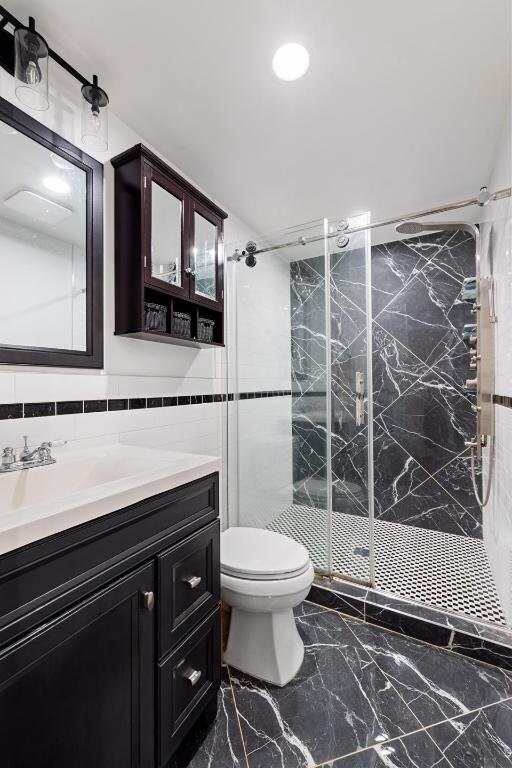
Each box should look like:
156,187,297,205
112,144,226,348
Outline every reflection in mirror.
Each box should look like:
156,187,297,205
0,119,87,351
194,212,216,300
151,181,182,286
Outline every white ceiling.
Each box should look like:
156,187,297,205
9,0,511,234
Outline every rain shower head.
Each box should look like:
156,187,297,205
395,221,473,236
395,221,428,235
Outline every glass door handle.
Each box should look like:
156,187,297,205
355,371,365,427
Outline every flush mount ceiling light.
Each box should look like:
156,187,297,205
43,175,71,194
272,43,310,81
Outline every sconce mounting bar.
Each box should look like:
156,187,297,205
0,5,91,87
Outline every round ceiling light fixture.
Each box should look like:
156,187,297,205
272,43,310,81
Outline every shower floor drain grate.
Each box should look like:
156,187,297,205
268,504,507,626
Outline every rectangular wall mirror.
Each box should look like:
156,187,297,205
0,97,103,368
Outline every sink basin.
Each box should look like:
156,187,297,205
0,444,221,555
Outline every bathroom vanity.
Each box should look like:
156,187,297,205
0,448,221,768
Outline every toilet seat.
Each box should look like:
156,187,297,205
221,527,310,580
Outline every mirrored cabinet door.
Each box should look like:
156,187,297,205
189,200,223,310
146,168,186,297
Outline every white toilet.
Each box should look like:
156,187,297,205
221,527,314,686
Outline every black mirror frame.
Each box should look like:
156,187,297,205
0,96,103,368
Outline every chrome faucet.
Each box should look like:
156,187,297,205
0,436,67,473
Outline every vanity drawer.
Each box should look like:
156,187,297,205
158,608,220,766
158,520,220,657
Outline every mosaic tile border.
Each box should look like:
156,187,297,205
0,390,292,420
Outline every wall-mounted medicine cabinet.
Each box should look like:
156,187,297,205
112,144,227,348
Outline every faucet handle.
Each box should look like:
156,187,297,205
20,435,30,459
1,447,15,468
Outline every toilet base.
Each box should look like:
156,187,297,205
224,607,304,686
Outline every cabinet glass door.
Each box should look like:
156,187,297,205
148,175,185,296
190,202,223,309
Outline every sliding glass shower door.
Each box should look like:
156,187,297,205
327,214,374,584
228,215,374,584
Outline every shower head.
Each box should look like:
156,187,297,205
395,220,474,236
395,222,428,235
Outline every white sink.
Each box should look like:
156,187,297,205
0,445,221,555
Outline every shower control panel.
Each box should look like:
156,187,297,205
463,276,495,460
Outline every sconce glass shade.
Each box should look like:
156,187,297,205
14,17,49,111
81,75,109,152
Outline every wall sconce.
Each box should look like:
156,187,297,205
0,5,110,151
14,16,49,111
81,75,109,152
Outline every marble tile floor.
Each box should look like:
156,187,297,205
268,505,506,625
170,601,512,768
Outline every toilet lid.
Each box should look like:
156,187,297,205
221,527,311,580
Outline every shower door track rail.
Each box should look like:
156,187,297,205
229,187,511,258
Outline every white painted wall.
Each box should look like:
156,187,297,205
0,64,261,524
224,229,293,529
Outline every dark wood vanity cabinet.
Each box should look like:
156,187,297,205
112,144,227,347
0,474,221,768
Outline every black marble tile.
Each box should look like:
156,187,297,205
326,730,450,767
230,611,419,768
56,400,83,415
168,670,246,768
307,584,365,620
129,398,146,409
24,402,56,418
376,264,466,369
425,228,476,284
147,397,163,408
371,325,429,417
435,339,471,392
108,398,128,411
331,432,369,516
429,453,481,535
371,238,429,317
177,395,191,406
450,633,512,672
0,403,23,419
83,399,107,413
164,396,178,406
427,700,512,768
377,368,474,476
377,472,481,537
290,256,325,308
293,600,329,618
330,246,368,313
348,619,512,727
364,601,451,647
330,290,367,353
372,425,429,518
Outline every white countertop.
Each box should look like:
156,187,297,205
0,444,221,557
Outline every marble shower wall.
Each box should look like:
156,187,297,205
290,229,482,538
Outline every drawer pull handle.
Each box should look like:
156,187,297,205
141,590,155,611
182,668,202,686
183,575,202,589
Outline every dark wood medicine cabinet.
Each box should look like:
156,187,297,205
112,145,227,348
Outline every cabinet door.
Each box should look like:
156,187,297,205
188,198,224,310
145,163,188,298
0,563,155,768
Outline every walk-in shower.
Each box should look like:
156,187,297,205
227,188,511,632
